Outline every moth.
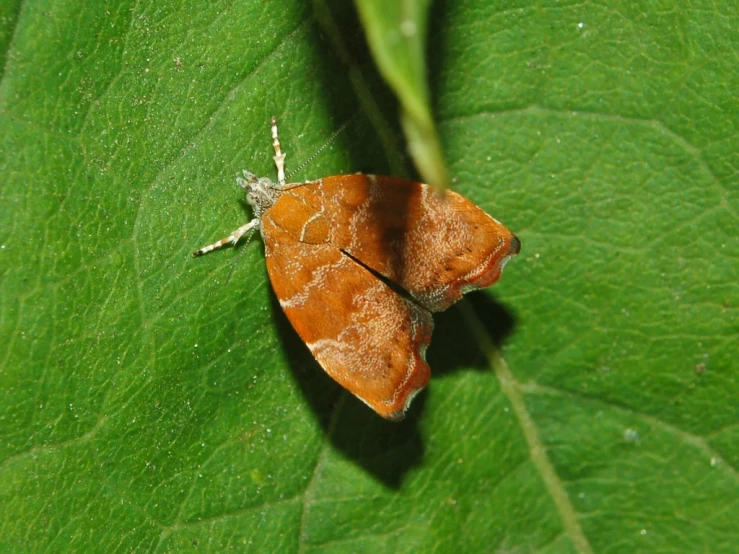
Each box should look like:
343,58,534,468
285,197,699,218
194,118,520,420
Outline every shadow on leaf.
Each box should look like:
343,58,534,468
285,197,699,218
269,285,517,489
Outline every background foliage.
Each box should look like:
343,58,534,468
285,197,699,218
0,0,736,552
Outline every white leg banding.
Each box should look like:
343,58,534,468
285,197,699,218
193,117,286,259
192,218,259,257
271,116,286,185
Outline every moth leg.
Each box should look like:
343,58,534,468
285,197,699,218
271,116,286,186
192,218,259,257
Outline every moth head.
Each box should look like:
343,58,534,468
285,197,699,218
237,170,281,217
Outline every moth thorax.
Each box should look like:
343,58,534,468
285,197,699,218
239,172,281,217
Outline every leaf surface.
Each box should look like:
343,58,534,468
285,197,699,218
0,1,736,552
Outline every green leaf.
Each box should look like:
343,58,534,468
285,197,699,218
1,1,736,553
353,0,451,189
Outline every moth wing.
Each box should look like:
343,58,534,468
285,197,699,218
322,175,520,312
261,199,432,421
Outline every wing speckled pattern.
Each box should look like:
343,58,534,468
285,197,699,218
313,175,520,311
261,182,433,420
258,176,518,419
194,118,519,420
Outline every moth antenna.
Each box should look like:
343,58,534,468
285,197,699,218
285,115,354,181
